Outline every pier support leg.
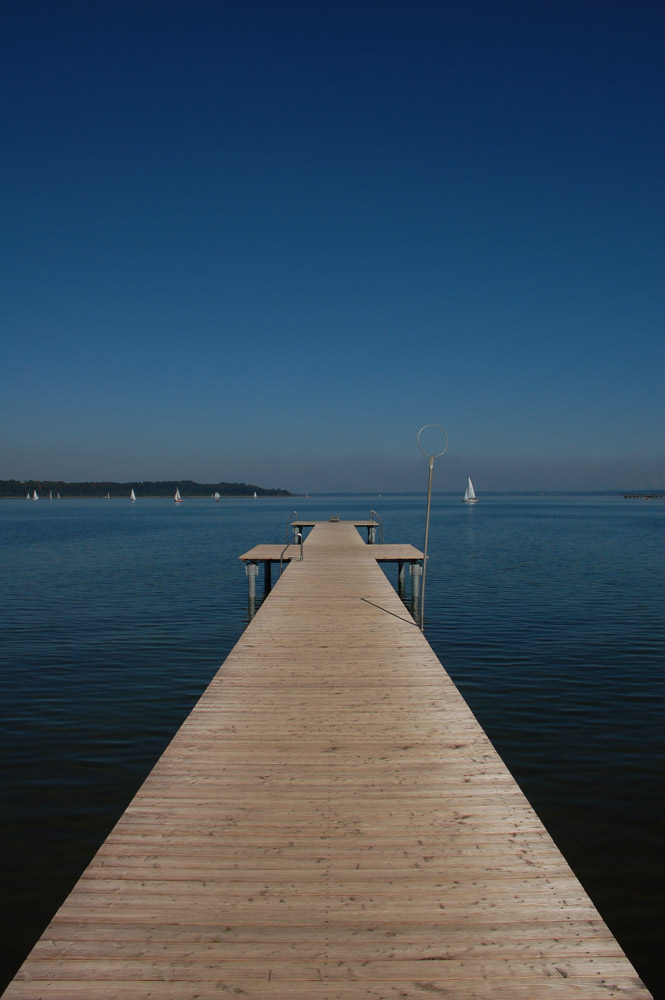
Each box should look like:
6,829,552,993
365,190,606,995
398,561,407,600
410,562,422,621
368,525,376,544
263,561,272,595
246,562,258,619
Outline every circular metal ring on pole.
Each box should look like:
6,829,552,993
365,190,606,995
417,424,449,459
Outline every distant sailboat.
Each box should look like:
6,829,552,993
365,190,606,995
463,477,478,503
213,492,221,502
49,490,53,500
106,492,110,499
130,489,136,502
174,488,183,503
32,490,39,501
253,492,257,498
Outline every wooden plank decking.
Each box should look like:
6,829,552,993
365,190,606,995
239,542,423,564
3,520,651,998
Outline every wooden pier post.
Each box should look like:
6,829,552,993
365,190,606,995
410,559,422,617
245,560,258,617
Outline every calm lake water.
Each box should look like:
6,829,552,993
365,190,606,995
1,494,663,996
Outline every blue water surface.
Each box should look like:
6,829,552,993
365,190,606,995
0,494,663,995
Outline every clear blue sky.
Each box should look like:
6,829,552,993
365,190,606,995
2,0,663,492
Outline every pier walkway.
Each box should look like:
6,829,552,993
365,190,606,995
4,520,651,998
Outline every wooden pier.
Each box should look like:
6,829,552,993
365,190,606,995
3,519,651,998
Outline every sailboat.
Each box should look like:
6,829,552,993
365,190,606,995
174,488,183,503
463,477,478,503
49,490,53,500
253,492,257,498
130,488,136,502
213,492,221,502
32,489,39,501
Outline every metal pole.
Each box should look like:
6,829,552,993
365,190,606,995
398,561,407,598
421,456,434,630
417,424,448,632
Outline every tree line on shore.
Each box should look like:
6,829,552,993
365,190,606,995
0,479,291,498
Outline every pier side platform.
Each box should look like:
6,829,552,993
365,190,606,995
3,520,651,998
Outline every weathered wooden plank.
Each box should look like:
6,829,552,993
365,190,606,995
13,955,645,982
2,982,650,1000
3,981,649,1000
30,928,627,961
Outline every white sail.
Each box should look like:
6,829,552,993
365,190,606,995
32,489,39,500
214,492,220,501
463,477,478,503
175,488,183,503
130,489,136,502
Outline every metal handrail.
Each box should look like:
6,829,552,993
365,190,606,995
279,529,303,574
369,509,384,544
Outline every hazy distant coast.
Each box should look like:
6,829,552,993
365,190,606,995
0,480,291,499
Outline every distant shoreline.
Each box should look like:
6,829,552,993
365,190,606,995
3,485,663,499
0,479,291,499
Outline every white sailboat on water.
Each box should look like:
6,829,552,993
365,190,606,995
130,488,136,502
463,477,478,503
174,488,183,503
32,489,39,501
213,492,221,501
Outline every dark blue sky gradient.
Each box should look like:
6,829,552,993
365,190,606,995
2,0,663,491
